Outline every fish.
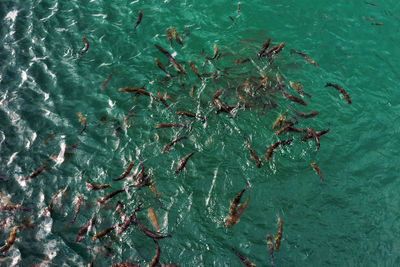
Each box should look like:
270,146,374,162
281,87,308,106
274,213,283,250
166,28,173,47
290,49,319,67
147,207,159,232
162,136,187,154
137,221,171,239
21,165,46,181
244,134,261,168
254,76,269,93
154,44,171,57
301,126,330,141
150,240,161,267
325,83,351,104
85,181,110,191
365,2,376,6
134,10,143,29
229,16,235,23
189,85,196,96
100,70,116,89
266,233,274,266
272,110,288,129
294,110,319,118
92,224,117,241
69,194,82,225
116,204,141,236
109,263,141,267
225,195,250,227
79,36,89,55
265,139,293,162
66,142,80,150
44,188,64,218
188,60,202,80
205,44,219,60
311,162,324,184
41,133,56,145
75,216,96,242
169,56,187,74
113,161,134,181
169,26,183,46
175,152,196,174
214,99,237,114
266,42,285,57
154,123,187,129
227,187,248,217
0,226,19,253
232,248,257,267
258,38,271,58
155,57,169,75
157,91,170,108
276,73,284,88
176,111,205,123
97,189,126,205
164,91,175,101
289,81,312,98
237,2,241,16
0,177,7,182
76,112,86,135
307,127,320,151
274,121,296,135
233,58,251,65
96,115,108,127
0,204,31,212
287,126,307,133
149,184,163,208
118,87,153,98
371,22,384,25
211,89,223,107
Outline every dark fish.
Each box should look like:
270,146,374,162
0,226,19,253
229,16,235,23
254,76,269,93
205,44,219,60
0,204,31,212
244,134,261,168
189,60,202,80
97,189,126,204
290,49,319,67
289,81,312,98
211,89,223,107
274,121,296,135
371,22,384,25
44,188,64,218
214,99,237,114
116,204,141,236
92,224,117,241
113,161,134,181
232,248,257,267
237,2,241,16
85,181,110,191
301,126,330,141
169,56,187,74
76,112,86,135
266,42,285,57
134,157,150,189
118,87,153,98
137,222,171,239
163,91,175,101
233,58,250,65
169,26,183,46
79,36,89,55
311,162,324,184
225,195,250,227
154,123,187,129
97,115,108,127
365,2,376,6
265,139,293,162
307,127,320,151
294,110,319,118
325,83,351,104
75,216,96,242
154,44,171,57
100,70,116,89
134,10,143,29
281,87,308,106
175,152,195,174
155,57,169,75
258,38,271,59
69,194,82,225
272,111,287,129
166,28,173,47
157,91,170,108
287,126,307,133
266,233,274,266
41,133,56,145
274,213,283,250
150,240,161,267
228,187,248,216
66,142,80,150
21,165,47,181
0,177,7,182
189,85,196,96
162,136,187,154
176,111,205,123
276,73,284,88
109,263,140,267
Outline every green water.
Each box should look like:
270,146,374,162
1,0,400,266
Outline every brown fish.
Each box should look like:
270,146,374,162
85,181,110,191
41,133,56,145
79,36,89,55
228,187,248,216
371,22,384,25
166,28,173,47
190,85,196,96
294,110,319,118
276,73,284,88
147,207,159,232
258,38,271,59
205,44,219,60
164,91,175,101
266,233,274,266
0,177,7,182
169,26,183,46
301,127,330,141
155,58,170,75
272,110,288,129
265,139,293,162
274,213,283,251
134,10,143,29
188,60,202,80
100,70,116,89
118,87,153,98
154,123,187,129
75,216,96,242
76,112,86,135
237,2,241,16
137,221,171,239
44,188,64,218
162,136,187,154
92,224,117,241
281,87,307,106
233,58,251,65
113,161,134,181
365,2,376,6
116,204,141,236
225,195,250,227
274,121,296,135
97,189,126,204
290,49,319,67
266,42,285,57
175,152,195,174
232,248,257,267
311,162,324,184
169,56,187,74
0,204,31,212
289,81,312,98
229,16,235,23
307,127,320,151
157,91,170,108
69,194,82,225
176,111,205,123
21,165,46,181
211,89,223,107
244,134,261,168
150,240,161,267
214,99,237,114
109,263,140,267
287,126,307,133
325,83,351,104
154,44,171,57
0,226,19,253
254,76,269,93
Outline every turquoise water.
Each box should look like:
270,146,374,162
1,0,400,266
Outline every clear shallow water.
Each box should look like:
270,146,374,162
1,0,400,266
